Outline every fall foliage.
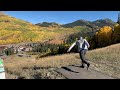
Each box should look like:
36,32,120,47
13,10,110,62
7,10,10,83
112,24,120,43
95,26,113,47
0,14,80,45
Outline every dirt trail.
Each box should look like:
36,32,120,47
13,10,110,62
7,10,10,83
56,65,115,79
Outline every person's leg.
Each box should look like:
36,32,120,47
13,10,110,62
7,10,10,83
84,49,90,69
79,50,88,64
79,52,84,68
79,50,86,67
79,50,90,68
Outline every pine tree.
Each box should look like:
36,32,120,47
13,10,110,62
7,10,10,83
117,12,120,24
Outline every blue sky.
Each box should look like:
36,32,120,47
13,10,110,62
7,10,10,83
4,11,120,24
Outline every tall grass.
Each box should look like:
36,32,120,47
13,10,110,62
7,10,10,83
86,44,120,78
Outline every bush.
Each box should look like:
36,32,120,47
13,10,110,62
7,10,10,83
30,42,71,57
4,48,14,56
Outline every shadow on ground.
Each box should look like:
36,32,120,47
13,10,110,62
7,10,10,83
61,66,79,73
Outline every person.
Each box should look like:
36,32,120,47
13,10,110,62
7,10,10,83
67,36,90,70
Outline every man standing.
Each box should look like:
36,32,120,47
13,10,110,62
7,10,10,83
67,36,90,70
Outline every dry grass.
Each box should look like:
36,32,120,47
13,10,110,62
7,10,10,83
3,43,120,79
86,44,120,78
4,53,80,79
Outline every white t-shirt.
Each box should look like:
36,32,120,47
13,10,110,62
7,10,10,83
68,39,90,52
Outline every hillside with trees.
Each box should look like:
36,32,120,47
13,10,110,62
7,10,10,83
0,13,81,45
1,12,120,57
61,18,116,28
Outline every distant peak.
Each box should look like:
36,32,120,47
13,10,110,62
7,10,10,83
94,18,113,21
36,22,61,27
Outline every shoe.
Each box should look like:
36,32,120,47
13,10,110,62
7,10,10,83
80,65,84,68
87,63,90,70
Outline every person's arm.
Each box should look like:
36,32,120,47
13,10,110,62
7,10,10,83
84,39,90,48
67,42,76,52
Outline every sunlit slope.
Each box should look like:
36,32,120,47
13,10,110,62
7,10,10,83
0,14,83,44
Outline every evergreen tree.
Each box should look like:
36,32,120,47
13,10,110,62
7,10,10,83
117,12,120,24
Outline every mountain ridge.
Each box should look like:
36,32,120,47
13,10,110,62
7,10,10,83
36,18,116,28
62,18,116,28
0,14,81,45
0,13,117,45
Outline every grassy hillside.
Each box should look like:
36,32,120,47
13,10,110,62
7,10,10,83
4,43,120,79
0,14,115,45
0,14,84,45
